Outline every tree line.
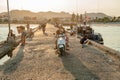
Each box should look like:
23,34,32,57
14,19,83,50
71,13,120,23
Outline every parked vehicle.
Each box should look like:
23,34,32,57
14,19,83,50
57,34,66,56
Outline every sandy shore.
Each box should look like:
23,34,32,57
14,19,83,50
0,24,120,80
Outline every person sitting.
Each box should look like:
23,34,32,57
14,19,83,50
80,35,88,48
55,26,69,50
7,29,16,40
7,29,16,44
65,32,69,50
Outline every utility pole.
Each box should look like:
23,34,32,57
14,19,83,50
7,0,11,33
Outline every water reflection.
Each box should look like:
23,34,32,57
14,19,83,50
0,55,10,65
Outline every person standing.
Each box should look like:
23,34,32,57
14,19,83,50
26,24,31,38
41,23,46,34
17,26,26,46
38,24,41,30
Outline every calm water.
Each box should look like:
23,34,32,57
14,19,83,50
0,24,38,42
0,24,120,65
92,24,120,52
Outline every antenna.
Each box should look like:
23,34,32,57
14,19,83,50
85,11,86,21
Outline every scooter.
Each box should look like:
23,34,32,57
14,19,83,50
57,34,66,56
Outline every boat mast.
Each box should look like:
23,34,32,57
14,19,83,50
85,11,86,22
83,11,87,25
7,0,11,34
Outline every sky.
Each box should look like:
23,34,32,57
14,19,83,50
0,0,120,16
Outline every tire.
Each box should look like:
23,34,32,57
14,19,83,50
60,48,65,56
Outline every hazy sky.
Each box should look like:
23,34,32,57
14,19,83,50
0,0,120,16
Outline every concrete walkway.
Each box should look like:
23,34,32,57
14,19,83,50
0,24,120,80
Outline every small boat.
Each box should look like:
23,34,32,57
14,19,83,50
77,22,104,44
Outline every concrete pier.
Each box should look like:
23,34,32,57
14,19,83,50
0,24,120,80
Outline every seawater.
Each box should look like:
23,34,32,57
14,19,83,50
92,24,120,52
0,24,38,42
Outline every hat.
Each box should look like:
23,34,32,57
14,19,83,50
17,26,25,30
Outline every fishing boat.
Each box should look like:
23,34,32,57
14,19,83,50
76,11,104,44
77,21,104,44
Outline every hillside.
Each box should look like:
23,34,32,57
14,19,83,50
0,10,71,20
84,13,112,19
0,10,111,20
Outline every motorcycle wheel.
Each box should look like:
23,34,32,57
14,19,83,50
59,48,65,56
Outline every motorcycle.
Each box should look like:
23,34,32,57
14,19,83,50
57,34,66,56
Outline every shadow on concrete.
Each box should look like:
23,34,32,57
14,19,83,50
61,53,100,80
3,46,24,74
43,33,48,36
